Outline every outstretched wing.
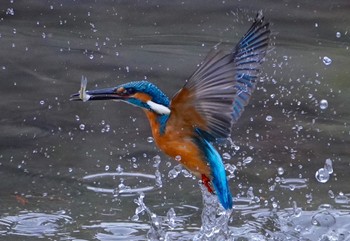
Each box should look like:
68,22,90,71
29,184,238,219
170,11,270,140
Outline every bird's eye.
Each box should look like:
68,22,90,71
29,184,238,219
127,88,136,95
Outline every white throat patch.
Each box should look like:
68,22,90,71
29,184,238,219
147,100,171,115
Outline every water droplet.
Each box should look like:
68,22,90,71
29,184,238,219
334,193,350,204
6,8,15,15
75,115,80,121
265,115,273,122
147,137,154,143
243,156,253,165
166,208,176,229
175,155,181,162
247,186,254,199
222,152,231,160
319,99,328,109
272,202,278,209
39,100,45,105
322,56,332,65
154,170,162,187
116,165,123,173
306,193,314,204
152,155,161,167
315,167,330,183
105,165,110,171
168,164,182,179
324,158,333,174
168,169,178,179
336,32,341,38
328,190,335,199
225,163,236,178
293,201,302,217
68,168,73,173
89,54,94,60
311,211,336,227
79,124,85,130
181,169,192,178
294,225,302,232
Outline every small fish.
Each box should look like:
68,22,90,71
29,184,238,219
79,76,91,102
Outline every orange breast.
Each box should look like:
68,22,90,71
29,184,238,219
144,111,210,178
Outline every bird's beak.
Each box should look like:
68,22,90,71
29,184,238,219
70,87,123,101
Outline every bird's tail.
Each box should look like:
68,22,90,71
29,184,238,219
195,129,233,210
209,156,233,210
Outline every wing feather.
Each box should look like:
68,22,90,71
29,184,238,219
170,11,270,140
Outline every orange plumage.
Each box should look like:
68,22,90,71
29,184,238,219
144,109,211,179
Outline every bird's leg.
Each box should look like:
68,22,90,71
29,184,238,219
201,174,214,194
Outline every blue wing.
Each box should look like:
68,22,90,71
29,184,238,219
171,11,270,140
231,11,270,123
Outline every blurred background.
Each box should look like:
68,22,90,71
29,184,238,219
0,0,349,240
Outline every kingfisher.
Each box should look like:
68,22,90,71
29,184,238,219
71,12,270,210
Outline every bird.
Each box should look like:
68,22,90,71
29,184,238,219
71,12,270,210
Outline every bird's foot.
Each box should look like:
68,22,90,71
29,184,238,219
201,174,214,194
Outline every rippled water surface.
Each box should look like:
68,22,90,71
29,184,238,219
1,0,350,240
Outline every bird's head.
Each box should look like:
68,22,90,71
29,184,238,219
70,80,171,115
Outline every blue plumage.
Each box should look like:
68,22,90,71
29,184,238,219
120,81,170,107
195,128,233,210
117,81,170,133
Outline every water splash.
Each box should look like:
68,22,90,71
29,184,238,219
193,184,233,241
83,172,158,195
130,182,234,240
131,193,183,240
